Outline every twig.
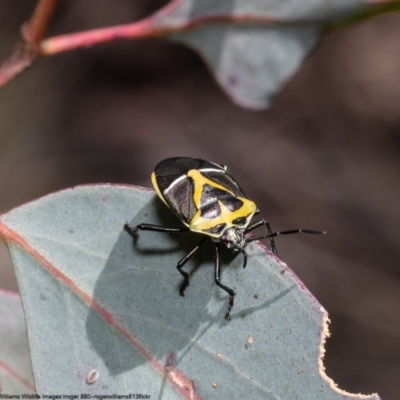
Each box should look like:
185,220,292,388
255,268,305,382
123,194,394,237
39,15,298,56
0,0,57,88
1,0,399,89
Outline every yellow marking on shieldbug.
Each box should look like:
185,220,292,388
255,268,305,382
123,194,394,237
190,199,256,238
187,169,231,209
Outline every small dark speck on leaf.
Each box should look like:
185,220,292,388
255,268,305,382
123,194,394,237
69,230,74,234
254,294,258,299
244,344,248,350
227,74,239,87
280,269,285,275
166,352,174,366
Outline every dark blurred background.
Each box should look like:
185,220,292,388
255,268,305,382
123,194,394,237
1,1,399,399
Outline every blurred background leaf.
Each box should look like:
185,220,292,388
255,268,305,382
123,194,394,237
158,0,389,108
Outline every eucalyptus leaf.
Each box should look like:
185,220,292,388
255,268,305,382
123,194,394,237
0,290,34,394
0,185,380,399
149,0,384,108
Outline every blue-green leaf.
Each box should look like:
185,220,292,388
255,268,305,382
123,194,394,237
152,0,384,108
0,185,380,399
0,290,34,393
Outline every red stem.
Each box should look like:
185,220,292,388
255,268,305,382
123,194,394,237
0,0,57,88
40,14,291,56
23,0,58,47
1,0,398,88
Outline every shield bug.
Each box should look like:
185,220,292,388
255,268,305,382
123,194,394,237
125,157,324,320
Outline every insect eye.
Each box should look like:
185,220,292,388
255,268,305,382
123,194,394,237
232,217,247,226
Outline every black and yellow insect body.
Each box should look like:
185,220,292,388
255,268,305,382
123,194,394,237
124,157,324,320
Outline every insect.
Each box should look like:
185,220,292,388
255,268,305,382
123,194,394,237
124,157,324,320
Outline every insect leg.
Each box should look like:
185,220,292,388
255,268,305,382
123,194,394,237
241,249,247,269
214,243,235,321
244,219,278,255
124,222,188,236
177,237,207,296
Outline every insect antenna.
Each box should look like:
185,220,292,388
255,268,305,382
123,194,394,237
245,229,325,243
